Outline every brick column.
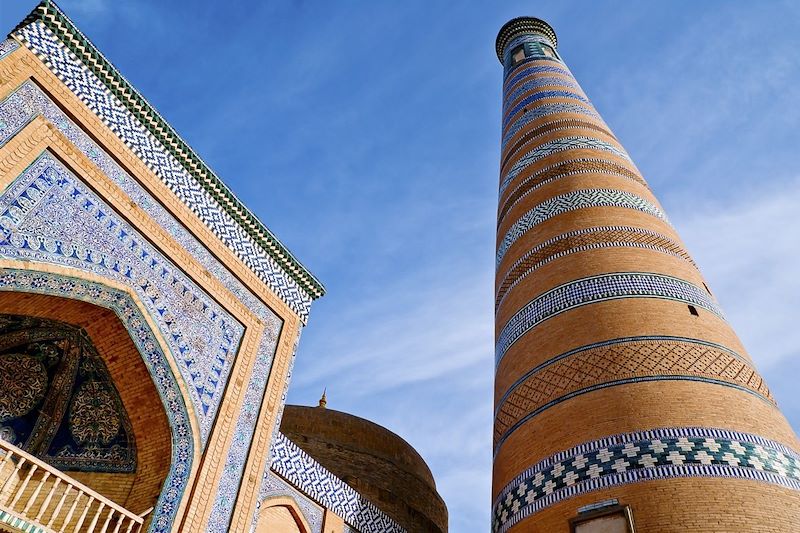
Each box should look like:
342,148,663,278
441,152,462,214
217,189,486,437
492,16,800,532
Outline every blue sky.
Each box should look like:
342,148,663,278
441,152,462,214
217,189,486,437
2,1,799,531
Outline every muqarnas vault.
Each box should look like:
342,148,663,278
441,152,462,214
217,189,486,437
492,16,800,533
0,1,446,532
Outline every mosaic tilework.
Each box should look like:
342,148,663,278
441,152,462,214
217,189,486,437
502,103,602,146
0,153,243,443
0,39,19,61
498,158,645,220
502,36,563,78
0,510,47,533
504,65,574,95
0,314,137,473
12,21,318,321
492,427,800,533
0,268,192,533
503,90,590,128
271,433,406,533
496,190,668,267
0,82,285,530
494,336,773,451
495,273,725,366
500,123,618,175
504,77,582,113
255,473,323,533
495,226,695,309
205,320,287,532
501,136,632,188
11,2,324,304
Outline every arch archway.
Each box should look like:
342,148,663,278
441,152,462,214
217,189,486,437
256,496,312,533
0,268,195,532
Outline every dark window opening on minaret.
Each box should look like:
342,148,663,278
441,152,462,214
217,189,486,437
511,46,526,65
688,305,699,316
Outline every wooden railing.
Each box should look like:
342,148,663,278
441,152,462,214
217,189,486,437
0,438,144,533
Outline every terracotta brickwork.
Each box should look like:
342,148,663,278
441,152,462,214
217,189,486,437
492,17,800,532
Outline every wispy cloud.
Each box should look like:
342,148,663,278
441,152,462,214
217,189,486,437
673,177,800,371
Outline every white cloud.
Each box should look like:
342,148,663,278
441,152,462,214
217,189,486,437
671,177,800,370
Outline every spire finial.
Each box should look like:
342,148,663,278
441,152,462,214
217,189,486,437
318,388,327,408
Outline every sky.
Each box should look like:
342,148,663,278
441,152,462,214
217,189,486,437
2,1,799,531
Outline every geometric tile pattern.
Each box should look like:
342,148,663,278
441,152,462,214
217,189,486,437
495,226,695,309
256,473,324,533
500,123,620,177
270,433,406,533
0,509,47,533
12,20,318,321
492,427,800,533
0,38,19,61
498,157,647,223
11,2,324,305
503,89,590,128
0,268,192,533
0,153,244,443
0,84,284,531
495,273,725,366
0,314,137,473
503,103,602,146
493,336,773,451
504,76,582,113
501,136,632,190
496,189,668,266
504,65,574,96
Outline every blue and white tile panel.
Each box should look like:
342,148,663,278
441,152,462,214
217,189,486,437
0,153,244,444
0,268,192,533
271,433,405,533
12,22,314,322
495,273,724,366
0,38,19,61
0,83,285,531
496,189,668,267
492,427,800,533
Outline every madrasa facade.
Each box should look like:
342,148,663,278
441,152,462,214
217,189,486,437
0,1,447,532
1,2,799,533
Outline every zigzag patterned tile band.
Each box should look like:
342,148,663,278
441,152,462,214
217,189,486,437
496,190,668,267
493,336,773,451
503,104,602,145
503,65,573,91
503,90,590,128
492,427,800,533
495,226,695,309
501,136,632,189
504,77,583,112
271,433,406,533
500,122,619,175
14,22,316,321
495,273,724,366
497,158,646,225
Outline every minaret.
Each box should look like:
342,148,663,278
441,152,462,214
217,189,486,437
492,17,800,532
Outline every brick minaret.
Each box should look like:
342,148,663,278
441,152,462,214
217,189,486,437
492,17,800,532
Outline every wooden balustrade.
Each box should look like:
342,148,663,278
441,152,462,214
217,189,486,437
0,438,144,533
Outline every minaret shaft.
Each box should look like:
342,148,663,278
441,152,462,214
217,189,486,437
492,17,800,533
